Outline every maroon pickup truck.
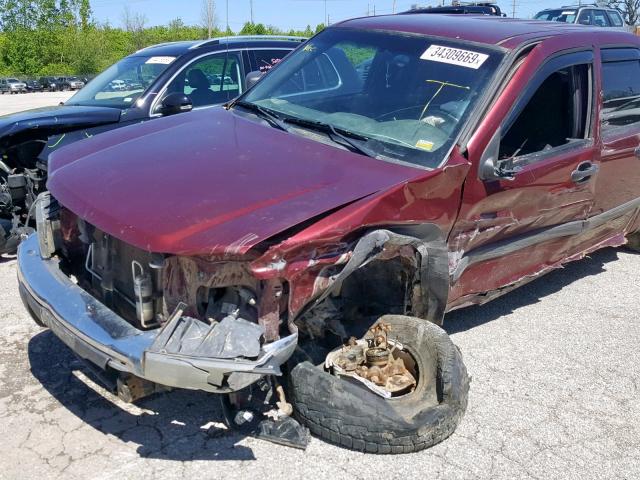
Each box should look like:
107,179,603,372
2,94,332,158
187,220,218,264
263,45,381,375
18,14,640,454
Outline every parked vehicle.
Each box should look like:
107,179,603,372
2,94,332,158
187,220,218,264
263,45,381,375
58,76,86,90
39,77,60,91
0,36,304,255
25,79,44,93
0,78,27,94
535,4,626,29
21,15,640,454
406,1,505,16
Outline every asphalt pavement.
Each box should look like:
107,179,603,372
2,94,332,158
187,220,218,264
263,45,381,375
0,93,638,480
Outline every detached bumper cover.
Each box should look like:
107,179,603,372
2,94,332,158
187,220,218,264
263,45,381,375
17,234,297,393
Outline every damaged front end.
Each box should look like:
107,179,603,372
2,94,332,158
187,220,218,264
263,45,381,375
19,194,299,395
21,190,451,399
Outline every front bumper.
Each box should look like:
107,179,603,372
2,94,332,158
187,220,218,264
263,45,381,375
17,234,298,393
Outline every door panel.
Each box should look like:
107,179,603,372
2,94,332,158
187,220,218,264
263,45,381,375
448,51,597,305
592,51,640,240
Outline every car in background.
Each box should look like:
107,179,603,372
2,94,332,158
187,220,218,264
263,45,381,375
535,5,626,29
406,1,505,16
25,79,44,93
59,76,86,90
0,35,306,255
39,77,60,91
0,78,27,94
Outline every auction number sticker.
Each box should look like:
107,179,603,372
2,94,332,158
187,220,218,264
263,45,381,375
145,56,176,65
421,45,489,70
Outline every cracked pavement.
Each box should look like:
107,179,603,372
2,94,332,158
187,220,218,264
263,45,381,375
1,95,640,480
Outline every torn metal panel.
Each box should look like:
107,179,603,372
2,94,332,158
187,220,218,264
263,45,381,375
149,315,265,359
292,226,450,328
162,256,259,319
258,279,284,342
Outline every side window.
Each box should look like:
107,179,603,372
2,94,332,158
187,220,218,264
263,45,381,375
607,11,624,27
161,52,242,109
578,9,593,25
251,49,290,74
500,64,591,160
601,59,640,132
592,10,611,27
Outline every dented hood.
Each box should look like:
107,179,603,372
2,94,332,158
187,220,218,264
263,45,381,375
48,108,423,255
0,105,121,145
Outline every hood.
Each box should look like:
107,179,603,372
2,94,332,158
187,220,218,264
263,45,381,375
48,108,424,256
0,105,121,145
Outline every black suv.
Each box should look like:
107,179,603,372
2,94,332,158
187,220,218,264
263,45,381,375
39,77,61,91
0,35,305,254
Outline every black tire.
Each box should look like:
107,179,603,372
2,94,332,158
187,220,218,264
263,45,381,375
288,315,470,454
626,232,640,252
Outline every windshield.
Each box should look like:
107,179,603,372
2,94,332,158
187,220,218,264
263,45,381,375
535,9,577,23
240,29,503,168
66,55,176,109
8,78,20,83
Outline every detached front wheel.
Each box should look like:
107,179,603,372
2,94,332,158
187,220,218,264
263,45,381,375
288,315,470,454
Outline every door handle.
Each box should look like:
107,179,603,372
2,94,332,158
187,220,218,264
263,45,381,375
571,162,599,184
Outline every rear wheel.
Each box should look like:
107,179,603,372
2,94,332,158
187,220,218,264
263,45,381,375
626,232,640,252
288,315,470,454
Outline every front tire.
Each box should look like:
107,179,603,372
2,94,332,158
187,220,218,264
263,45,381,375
288,315,470,454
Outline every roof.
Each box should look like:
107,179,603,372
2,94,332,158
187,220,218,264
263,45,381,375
539,4,620,11
133,35,307,56
337,14,635,48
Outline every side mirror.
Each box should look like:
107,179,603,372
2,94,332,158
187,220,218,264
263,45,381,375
479,127,521,181
160,92,193,116
245,70,264,90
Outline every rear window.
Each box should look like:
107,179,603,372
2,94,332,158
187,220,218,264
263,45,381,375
601,60,640,131
535,9,577,23
251,49,292,73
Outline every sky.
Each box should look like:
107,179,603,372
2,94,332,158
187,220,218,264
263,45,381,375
89,0,566,31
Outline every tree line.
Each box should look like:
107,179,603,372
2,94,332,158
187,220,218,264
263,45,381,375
0,0,324,77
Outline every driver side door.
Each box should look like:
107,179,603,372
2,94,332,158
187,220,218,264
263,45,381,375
448,50,598,306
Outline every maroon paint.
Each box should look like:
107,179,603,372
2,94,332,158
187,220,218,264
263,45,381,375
48,108,426,256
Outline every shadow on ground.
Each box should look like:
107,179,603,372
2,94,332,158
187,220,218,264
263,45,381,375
445,247,622,335
28,331,257,461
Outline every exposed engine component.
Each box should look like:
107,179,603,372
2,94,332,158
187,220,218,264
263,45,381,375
132,261,156,328
325,322,417,398
197,286,258,324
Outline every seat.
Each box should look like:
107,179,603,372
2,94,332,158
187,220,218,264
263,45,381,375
186,69,219,107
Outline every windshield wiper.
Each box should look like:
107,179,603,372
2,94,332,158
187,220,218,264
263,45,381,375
283,117,378,158
233,100,289,132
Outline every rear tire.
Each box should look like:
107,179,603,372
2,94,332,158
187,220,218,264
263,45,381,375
626,232,640,252
288,315,470,454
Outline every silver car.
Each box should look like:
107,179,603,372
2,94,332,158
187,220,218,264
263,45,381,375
0,78,27,94
535,5,627,30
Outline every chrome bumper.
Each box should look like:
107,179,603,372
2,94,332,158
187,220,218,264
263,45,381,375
17,234,297,393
